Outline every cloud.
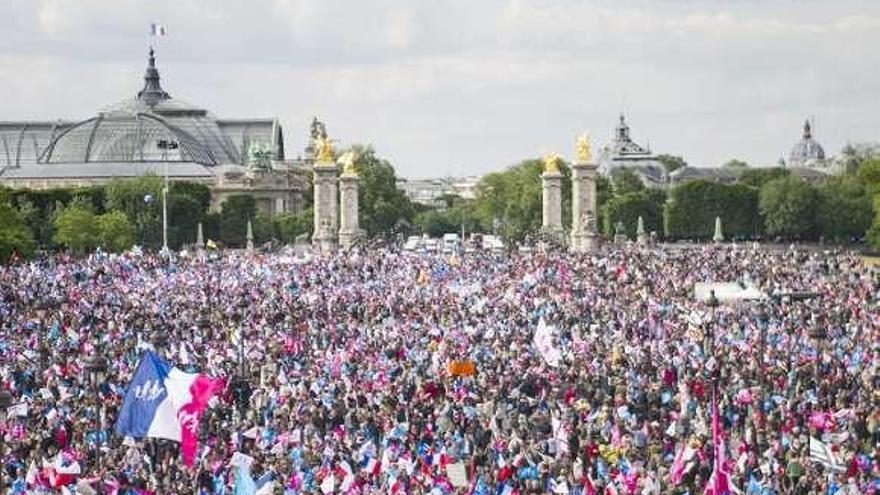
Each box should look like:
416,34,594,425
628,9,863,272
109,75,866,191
0,0,879,177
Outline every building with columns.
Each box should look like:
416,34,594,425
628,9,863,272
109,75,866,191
0,49,309,215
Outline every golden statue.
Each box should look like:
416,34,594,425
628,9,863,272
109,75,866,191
542,151,562,173
576,132,592,162
338,150,357,175
315,135,335,163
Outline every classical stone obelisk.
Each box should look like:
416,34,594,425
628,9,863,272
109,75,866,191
713,216,724,243
338,151,362,249
541,152,565,242
570,133,599,252
196,222,204,249
246,219,254,252
636,216,647,245
312,135,339,251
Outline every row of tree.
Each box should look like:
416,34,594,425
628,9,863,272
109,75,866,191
416,155,880,247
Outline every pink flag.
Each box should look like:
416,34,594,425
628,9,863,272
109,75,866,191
704,392,730,495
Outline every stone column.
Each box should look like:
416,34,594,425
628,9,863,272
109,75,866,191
246,219,254,252
338,171,362,249
542,169,564,241
312,161,339,251
636,216,647,245
570,161,599,252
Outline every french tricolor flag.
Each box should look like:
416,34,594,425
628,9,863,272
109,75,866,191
150,23,166,37
114,351,224,466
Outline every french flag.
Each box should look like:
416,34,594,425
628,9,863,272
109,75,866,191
114,351,224,467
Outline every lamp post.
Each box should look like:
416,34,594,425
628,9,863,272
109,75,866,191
705,290,720,359
156,139,179,255
84,348,109,472
230,300,252,429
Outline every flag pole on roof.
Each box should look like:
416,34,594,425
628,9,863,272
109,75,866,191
149,22,167,49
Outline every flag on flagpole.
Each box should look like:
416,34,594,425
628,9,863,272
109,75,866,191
150,23,166,37
114,351,224,467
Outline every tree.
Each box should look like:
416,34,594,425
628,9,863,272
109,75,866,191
0,203,35,260
738,167,790,189
349,145,416,236
105,176,163,248
611,168,645,195
414,209,458,238
472,158,572,244
602,192,662,238
656,154,688,174
96,211,135,252
53,205,99,253
665,180,761,239
857,157,880,194
219,194,257,247
274,208,313,244
723,159,749,169
814,176,873,242
840,142,880,175
759,176,817,240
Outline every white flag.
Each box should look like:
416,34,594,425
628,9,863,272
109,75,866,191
809,437,844,472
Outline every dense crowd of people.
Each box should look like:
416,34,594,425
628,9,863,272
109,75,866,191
0,244,877,494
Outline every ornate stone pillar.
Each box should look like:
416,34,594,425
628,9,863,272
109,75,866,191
570,160,599,252
312,160,339,251
338,169,362,249
542,166,565,242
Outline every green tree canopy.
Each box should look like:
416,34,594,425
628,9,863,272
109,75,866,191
656,154,688,174
0,202,35,260
348,145,416,236
814,176,873,242
759,176,817,240
473,158,572,244
53,205,99,253
219,194,257,247
610,168,646,196
738,167,790,189
96,211,135,252
105,176,163,248
602,192,663,238
723,159,749,169
274,208,313,244
665,180,761,239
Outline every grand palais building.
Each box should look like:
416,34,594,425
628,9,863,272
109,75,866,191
0,49,313,215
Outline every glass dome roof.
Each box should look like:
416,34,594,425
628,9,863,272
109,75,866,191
39,49,240,166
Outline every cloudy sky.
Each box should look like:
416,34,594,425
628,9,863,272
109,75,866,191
1,0,878,178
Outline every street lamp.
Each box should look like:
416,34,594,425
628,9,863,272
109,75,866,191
84,348,109,472
705,290,720,360
156,139,179,255
808,324,827,388
35,302,49,370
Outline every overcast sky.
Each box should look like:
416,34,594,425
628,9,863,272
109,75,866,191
1,0,878,178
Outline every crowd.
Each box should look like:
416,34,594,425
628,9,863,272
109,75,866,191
0,244,877,494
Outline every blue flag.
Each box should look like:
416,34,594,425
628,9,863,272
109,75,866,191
114,351,171,437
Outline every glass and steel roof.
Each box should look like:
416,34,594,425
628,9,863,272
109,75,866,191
38,49,241,166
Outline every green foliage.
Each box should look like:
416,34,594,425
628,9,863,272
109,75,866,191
665,180,761,239
857,158,880,193
53,205,99,253
602,192,662,238
0,202,35,260
219,194,257,247
105,176,163,248
758,176,817,240
274,208,313,244
349,145,416,236
96,211,135,252
656,154,688,174
611,168,645,196
253,212,278,244
723,159,749,169
472,158,572,244
814,176,873,242
414,210,457,238
738,167,790,189
841,143,880,175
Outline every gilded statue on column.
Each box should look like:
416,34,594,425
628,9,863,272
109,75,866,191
338,151,357,175
576,132,592,162
542,151,562,174
315,135,335,163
